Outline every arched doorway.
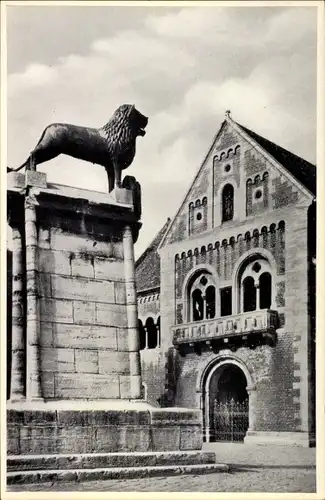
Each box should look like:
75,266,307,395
207,363,249,442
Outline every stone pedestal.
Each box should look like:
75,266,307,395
7,172,219,484
7,172,143,404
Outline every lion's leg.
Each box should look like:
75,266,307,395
113,161,122,190
29,154,36,171
30,146,60,168
107,170,114,193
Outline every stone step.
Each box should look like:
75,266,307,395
7,451,216,472
7,463,230,485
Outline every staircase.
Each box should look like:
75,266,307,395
7,451,229,485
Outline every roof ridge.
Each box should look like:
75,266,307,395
234,121,316,195
236,122,316,168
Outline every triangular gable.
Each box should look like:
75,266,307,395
237,123,316,195
159,120,228,249
230,118,315,198
159,113,315,250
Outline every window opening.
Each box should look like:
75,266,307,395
220,287,232,317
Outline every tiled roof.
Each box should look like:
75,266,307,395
237,122,316,195
135,218,171,293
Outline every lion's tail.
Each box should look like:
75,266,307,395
7,158,30,173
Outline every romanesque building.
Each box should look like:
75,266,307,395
136,111,316,446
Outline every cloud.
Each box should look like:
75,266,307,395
9,63,58,91
6,6,317,257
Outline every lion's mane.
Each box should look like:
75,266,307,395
100,104,135,155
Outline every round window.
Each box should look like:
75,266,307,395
224,164,231,173
255,189,263,200
196,212,202,221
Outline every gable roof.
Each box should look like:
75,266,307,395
135,218,171,293
236,122,316,195
158,112,316,251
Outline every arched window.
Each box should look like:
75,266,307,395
188,272,216,322
139,320,146,350
243,276,256,312
222,184,234,222
259,272,272,309
238,256,273,313
146,317,158,349
192,289,204,322
206,286,216,319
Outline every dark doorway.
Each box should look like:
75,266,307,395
259,272,272,309
209,363,249,442
220,287,232,317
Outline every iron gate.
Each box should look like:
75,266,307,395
211,398,249,442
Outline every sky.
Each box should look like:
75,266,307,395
6,4,317,259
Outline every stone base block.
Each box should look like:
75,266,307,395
244,430,315,447
7,405,203,455
7,405,229,486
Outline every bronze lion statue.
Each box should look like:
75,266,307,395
8,104,148,192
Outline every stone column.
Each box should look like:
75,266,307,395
156,321,160,348
10,225,25,401
204,389,210,443
123,225,142,399
255,283,260,311
247,385,257,432
25,194,43,401
144,326,148,349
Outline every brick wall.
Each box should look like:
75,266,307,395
174,221,285,319
173,337,296,432
140,349,167,407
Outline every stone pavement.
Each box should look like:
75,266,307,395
8,443,317,493
202,442,316,467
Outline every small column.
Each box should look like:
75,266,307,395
123,225,142,399
255,283,260,311
25,193,43,401
205,390,210,443
156,322,160,348
144,326,148,349
10,225,25,401
247,385,257,432
240,285,244,313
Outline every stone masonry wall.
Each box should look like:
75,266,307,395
173,336,295,432
156,120,313,439
37,208,132,400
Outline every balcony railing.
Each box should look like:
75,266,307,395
172,309,278,347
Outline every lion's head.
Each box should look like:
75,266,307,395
102,104,148,140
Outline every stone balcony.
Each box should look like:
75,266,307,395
172,309,278,356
